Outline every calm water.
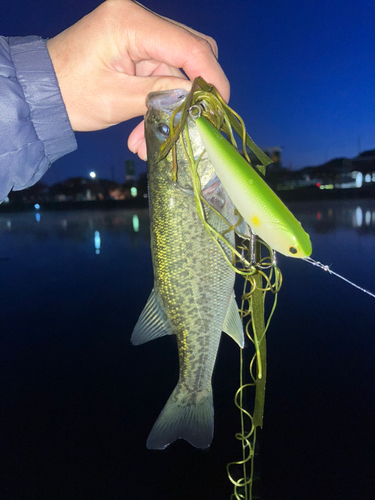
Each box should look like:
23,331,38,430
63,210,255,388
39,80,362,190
1,201,374,500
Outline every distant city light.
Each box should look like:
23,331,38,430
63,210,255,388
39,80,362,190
132,214,140,233
89,171,97,179
94,230,101,255
34,203,40,210
355,207,363,227
365,211,371,226
355,172,363,188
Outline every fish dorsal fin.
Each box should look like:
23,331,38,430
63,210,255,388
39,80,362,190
222,293,244,348
131,286,174,345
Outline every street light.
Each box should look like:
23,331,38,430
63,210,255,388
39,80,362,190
89,171,97,179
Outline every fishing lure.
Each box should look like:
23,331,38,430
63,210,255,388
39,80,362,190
155,77,372,298
191,111,312,259
191,108,375,299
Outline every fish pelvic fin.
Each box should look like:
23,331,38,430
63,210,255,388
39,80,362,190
131,286,173,345
222,293,245,348
146,386,214,450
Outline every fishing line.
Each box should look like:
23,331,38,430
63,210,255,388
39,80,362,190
304,257,375,298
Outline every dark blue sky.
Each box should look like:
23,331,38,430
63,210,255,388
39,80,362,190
2,0,374,184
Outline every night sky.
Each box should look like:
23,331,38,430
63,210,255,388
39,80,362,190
1,0,374,185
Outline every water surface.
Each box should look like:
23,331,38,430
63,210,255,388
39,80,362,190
1,201,374,500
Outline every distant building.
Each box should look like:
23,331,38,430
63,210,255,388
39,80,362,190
274,149,375,192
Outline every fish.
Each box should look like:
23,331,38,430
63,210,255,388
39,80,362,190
194,115,312,258
131,89,244,450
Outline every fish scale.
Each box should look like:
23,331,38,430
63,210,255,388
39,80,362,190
150,158,232,392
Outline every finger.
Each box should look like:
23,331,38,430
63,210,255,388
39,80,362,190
135,60,186,79
117,74,192,120
128,120,146,158
131,1,219,58
145,34,229,101
124,2,230,101
137,139,147,162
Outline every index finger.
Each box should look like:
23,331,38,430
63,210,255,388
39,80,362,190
129,1,230,102
132,1,219,58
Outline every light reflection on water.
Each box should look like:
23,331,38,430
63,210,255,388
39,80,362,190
1,201,373,295
2,200,375,240
284,198,375,234
0,208,150,242
0,201,374,500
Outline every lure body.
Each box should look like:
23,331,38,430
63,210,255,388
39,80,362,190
195,116,312,258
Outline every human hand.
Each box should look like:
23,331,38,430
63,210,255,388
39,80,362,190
47,0,230,161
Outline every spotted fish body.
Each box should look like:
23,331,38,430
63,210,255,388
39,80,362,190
131,89,244,449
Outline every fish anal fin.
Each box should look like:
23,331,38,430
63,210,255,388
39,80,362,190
131,286,173,345
222,293,244,348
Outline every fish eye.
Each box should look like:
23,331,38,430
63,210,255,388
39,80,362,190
157,123,170,138
288,246,298,255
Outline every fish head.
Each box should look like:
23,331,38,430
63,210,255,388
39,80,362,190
145,90,217,191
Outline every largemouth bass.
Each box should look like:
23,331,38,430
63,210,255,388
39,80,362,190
131,89,244,450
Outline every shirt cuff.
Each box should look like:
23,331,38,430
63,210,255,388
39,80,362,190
9,36,77,164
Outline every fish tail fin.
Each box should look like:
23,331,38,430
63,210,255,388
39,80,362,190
146,385,214,450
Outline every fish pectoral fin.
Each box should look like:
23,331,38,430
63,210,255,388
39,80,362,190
222,293,245,348
147,386,214,450
131,286,174,345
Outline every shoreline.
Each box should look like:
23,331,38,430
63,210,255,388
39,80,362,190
1,185,374,213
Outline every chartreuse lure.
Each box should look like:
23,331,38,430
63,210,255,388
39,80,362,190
192,106,374,298
193,113,312,259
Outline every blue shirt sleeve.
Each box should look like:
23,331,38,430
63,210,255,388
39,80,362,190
0,36,77,203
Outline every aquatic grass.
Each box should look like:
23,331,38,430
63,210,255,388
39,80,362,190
157,77,282,500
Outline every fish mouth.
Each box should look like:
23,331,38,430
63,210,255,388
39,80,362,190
146,89,187,111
